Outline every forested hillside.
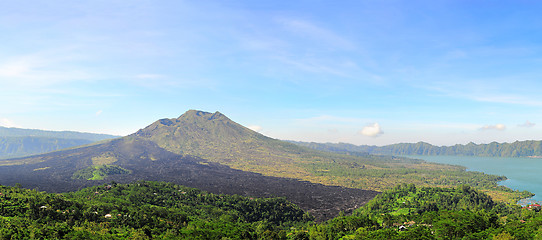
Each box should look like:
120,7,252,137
303,184,542,239
0,181,310,239
0,137,92,159
0,127,119,159
2,181,542,239
293,140,542,157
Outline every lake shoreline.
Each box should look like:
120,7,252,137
405,155,541,203
518,198,542,206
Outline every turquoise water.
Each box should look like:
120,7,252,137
407,155,542,202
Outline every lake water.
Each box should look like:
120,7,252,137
407,155,542,202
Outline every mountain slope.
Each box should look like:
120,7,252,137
131,110,312,177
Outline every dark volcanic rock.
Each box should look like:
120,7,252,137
131,158,379,221
0,138,378,221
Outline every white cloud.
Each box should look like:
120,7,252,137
276,17,355,50
0,118,21,128
0,51,91,88
128,74,218,90
96,110,103,116
480,124,506,131
425,80,542,107
247,125,262,132
518,120,535,128
295,115,364,125
135,74,166,79
0,61,30,77
360,123,383,137
443,49,468,60
274,55,361,78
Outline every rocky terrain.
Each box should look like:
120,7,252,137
0,137,378,221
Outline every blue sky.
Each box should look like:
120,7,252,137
2,1,542,146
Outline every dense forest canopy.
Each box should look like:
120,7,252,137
1,181,542,239
0,181,310,239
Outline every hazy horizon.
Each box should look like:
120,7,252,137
3,1,542,146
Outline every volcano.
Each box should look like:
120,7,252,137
0,110,379,221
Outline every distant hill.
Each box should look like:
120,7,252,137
0,126,119,159
0,126,119,141
292,140,542,158
0,136,93,159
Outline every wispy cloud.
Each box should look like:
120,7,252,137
423,80,542,107
0,118,21,128
0,50,91,88
518,120,535,128
135,74,166,79
234,16,383,82
273,56,361,78
128,74,217,90
398,122,480,130
479,124,506,131
295,115,364,125
471,94,542,107
275,17,355,50
360,123,384,137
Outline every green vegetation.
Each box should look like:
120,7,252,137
295,184,542,239
1,181,542,239
72,165,131,180
0,181,310,239
294,140,542,158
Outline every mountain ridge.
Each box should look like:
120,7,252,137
0,126,119,141
292,140,542,157
0,126,120,159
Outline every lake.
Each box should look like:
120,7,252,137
407,155,542,202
